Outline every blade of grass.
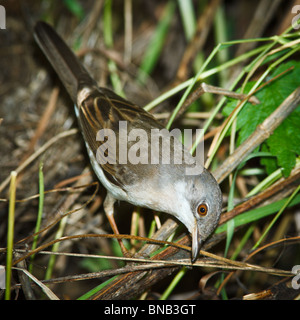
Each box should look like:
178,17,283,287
224,167,238,257
138,1,176,84
29,160,45,273
159,266,187,300
246,167,283,197
221,167,236,299
143,44,269,113
177,0,196,41
130,208,141,249
77,275,119,300
103,0,125,97
44,214,69,280
124,0,133,64
230,223,256,261
213,4,228,87
5,171,17,300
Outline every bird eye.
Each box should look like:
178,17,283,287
197,203,208,217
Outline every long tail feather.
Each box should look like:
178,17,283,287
34,21,96,103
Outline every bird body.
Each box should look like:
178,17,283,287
34,21,222,262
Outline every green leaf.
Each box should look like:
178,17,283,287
260,144,277,175
223,60,300,176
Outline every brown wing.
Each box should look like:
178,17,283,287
78,86,164,189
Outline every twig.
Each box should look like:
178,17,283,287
10,232,191,267
165,82,259,125
38,255,291,285
12,267,59,300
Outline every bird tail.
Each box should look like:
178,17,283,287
34,21,96,104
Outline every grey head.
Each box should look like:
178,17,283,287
170,168,222,262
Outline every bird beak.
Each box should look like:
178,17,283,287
191,224,202,263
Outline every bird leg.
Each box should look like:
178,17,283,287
103,192,130,257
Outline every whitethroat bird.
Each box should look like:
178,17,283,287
34,21,222,262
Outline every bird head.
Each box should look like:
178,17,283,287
173,169,222,262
